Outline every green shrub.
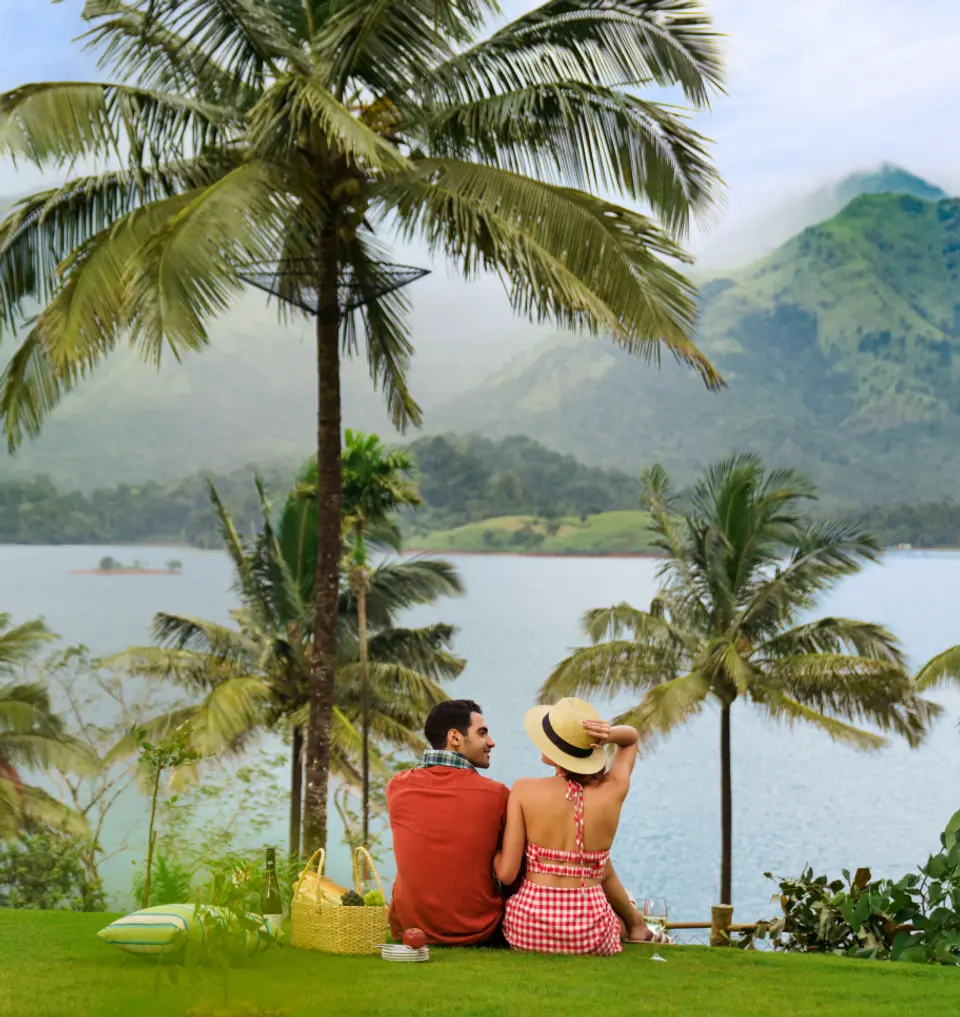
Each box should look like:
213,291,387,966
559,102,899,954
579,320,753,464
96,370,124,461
750,809,960,964
0,827,105,911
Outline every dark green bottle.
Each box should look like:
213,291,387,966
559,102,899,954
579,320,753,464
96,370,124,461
261,848,283,927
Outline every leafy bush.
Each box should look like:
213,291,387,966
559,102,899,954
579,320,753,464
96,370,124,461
750,810,960,964
0,827,105,911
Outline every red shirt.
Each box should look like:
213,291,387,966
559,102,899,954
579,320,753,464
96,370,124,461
387,766,509,945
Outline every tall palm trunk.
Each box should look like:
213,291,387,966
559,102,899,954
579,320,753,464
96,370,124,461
356,563,370,850
289,725,303,859
720,704,732,906
303,218,341,855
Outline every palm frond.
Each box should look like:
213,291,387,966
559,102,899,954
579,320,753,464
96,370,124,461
339,230,421,430
81,0,306,90
0,189,205,451
583,601,696,654
761,654,940,749
0,80,228,171
0,730,98,776
182,676,271,756
125,159,314,364
152,611,255,661
0,617,55,671
247,72,411,174
753,687,886,752
540,640,679,702
429,0,723,106
79,0,262,108
757,618,905,667
915,644,960,693
337,662,449,711
736,520,883,635
16,783,91,836
101,705,199,765
0,159,229,336
206,479,269,615
422,82,717,235
376,158,720,388
366,624,465,682
317,0,494,99
617,669,711,749
361,557,465,627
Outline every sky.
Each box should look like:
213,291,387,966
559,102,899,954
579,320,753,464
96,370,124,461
1,0,957,238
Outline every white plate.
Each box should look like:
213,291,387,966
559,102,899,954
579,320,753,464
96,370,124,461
381,944,429,963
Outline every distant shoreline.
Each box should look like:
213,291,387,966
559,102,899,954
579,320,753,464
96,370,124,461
403,546,959,559
67,569,182,576
403,547,659,559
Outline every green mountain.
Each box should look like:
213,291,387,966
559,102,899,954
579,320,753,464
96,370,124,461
432,193,960,508
697,163,948,268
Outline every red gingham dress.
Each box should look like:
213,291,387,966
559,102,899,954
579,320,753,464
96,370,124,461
503,780,622,956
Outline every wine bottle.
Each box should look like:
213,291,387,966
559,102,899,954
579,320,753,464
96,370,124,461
261,847,283,930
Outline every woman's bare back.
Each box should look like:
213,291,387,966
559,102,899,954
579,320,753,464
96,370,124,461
514,774,628,886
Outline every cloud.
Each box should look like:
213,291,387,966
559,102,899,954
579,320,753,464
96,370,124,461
0,1,955,275
702,0,960,217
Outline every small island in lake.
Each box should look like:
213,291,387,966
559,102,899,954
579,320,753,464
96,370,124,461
69,556,184,576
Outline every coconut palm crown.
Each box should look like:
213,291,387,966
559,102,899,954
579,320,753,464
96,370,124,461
0,0,723,850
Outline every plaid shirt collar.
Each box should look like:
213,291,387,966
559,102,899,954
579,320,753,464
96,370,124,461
420,749,475,771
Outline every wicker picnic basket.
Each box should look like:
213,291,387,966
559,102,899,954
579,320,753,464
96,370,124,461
291,847,389,955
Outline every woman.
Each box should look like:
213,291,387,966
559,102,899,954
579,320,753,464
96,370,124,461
494,696,668,955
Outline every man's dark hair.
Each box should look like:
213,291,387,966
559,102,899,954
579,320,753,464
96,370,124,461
424,700,482,750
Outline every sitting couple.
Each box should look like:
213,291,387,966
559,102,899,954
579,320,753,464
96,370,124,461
387,696,669,955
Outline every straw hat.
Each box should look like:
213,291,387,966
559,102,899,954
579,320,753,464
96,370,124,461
524,697,607,775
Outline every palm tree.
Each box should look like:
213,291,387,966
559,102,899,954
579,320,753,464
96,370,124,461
339,430,421,847
0,0,723,853
541,457,939,906
0,615,93,838
118,474,464,856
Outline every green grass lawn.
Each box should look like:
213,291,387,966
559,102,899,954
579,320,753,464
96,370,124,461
411,511,655,555
3,910,960,1017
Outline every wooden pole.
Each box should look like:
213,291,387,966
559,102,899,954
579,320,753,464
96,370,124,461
710,904,735,947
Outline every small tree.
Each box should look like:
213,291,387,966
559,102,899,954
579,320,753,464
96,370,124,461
339,431,422,848
45,647,175,888
166,560,183,575
98,557,117,572
133,727,200,910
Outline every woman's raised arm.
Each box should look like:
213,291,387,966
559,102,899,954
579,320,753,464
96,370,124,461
582,720,639,784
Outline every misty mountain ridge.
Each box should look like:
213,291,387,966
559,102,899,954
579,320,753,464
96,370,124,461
0,164,953,499
695,163,949,269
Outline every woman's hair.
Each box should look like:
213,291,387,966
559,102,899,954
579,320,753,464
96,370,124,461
557,766,605,787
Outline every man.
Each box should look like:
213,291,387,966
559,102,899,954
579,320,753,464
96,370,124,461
387,699,652,946
387,699,507,946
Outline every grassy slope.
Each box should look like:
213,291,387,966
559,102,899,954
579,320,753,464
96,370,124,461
3,910,960,1017
410,511,655,555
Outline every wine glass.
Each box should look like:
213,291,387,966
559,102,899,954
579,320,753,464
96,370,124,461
643,897,669,936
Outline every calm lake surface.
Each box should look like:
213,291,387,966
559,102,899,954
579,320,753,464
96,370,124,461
5,544,960,924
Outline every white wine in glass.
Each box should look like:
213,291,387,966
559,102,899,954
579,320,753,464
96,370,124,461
643,898,668,936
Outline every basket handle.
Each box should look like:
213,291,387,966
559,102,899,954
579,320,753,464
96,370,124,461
353,846,386,902
298,847,326,881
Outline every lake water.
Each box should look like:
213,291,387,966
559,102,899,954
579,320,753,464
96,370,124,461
4,545,960,925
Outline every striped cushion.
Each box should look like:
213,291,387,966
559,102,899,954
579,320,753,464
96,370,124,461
98,904,281,958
